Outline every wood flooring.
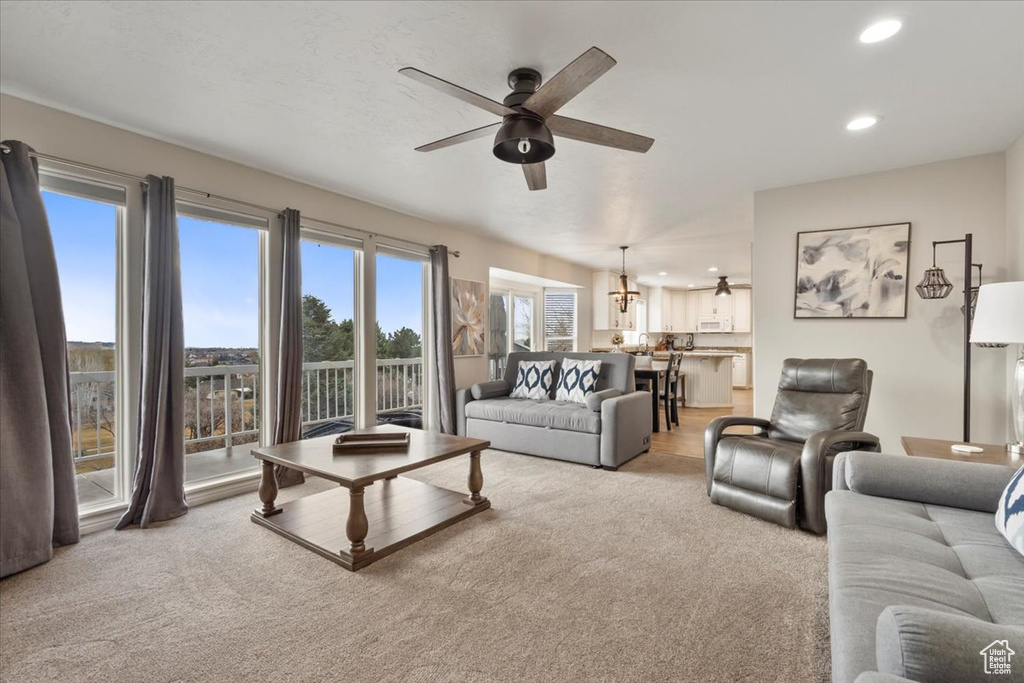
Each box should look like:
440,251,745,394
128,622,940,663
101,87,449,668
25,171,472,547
649,388,755,460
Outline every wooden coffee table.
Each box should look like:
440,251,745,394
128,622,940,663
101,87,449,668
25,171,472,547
251,426,491,571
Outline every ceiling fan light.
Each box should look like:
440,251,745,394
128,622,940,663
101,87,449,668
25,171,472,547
715,276,732,297
493,116,555,164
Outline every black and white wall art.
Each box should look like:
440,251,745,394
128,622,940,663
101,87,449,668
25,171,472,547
794,222,911,318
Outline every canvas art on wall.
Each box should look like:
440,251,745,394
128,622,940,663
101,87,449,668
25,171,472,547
795,222,911,318
452,278,486,356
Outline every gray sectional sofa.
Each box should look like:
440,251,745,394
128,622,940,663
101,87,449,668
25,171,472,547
455,352,652,469
827,451,1023,683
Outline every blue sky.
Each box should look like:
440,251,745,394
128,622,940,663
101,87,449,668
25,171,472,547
44,191,424,348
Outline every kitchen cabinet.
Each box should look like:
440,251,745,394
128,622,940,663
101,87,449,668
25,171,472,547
699,290,731,317
683,291,700,332
732,288,752,333
592,270,639,330
671,291,688,333
649,287,683,332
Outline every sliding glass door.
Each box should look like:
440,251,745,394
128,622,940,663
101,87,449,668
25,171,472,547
375,250,427,429
42,179,124,509
299,234,359,437
177,204,266,487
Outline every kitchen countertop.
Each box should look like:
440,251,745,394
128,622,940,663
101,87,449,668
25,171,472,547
591,346,751,356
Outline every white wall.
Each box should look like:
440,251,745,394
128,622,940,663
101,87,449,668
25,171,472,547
1007,135,1024,281
753,153,1009,451
0,95,593,391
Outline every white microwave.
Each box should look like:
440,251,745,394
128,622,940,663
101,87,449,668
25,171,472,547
698,315,733,333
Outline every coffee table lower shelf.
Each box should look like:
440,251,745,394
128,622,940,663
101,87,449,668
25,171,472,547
251,476,489,571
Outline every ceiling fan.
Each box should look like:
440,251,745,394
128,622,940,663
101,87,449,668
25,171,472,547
399,46,654,191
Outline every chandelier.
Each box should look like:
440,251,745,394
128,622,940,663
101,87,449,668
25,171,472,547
608,246,642,314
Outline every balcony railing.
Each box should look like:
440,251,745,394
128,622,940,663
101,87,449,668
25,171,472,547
69,358,424,462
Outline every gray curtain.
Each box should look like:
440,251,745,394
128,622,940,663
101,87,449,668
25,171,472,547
272,208,304,487
116,176,188,529
0,140,80,577
430,246,456,434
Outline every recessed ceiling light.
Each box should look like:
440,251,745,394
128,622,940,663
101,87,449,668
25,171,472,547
687,284,695,288
708,267,718,272
859,19,902,44
658,271,668,276
846,116,879,131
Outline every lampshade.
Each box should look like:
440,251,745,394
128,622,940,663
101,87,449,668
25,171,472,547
970,281,1024,345
714,276,732,297
915,267,953,299
493,116,555,164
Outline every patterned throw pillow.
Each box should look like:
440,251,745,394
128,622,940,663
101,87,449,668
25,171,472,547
995,465,1024,556
510,360,556,400
555,359,602,403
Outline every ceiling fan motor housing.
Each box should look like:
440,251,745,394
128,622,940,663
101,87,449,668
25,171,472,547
493,68,556,165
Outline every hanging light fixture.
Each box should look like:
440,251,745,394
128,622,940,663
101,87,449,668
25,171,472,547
714,276,732,297
915,243,954,299
608,246,642,314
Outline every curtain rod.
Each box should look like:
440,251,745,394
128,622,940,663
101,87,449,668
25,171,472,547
0,143,459,257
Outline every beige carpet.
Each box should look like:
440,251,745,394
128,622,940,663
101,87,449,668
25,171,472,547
0,452,830,683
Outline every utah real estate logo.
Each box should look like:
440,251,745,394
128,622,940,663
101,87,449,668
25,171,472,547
980,640,1015,675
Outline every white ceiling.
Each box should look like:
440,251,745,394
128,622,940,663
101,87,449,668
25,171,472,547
2,1,1022,289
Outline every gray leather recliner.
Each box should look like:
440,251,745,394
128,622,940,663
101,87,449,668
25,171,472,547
704,358,880,534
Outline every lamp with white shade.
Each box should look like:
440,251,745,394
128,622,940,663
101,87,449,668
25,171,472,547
970,281,1024,454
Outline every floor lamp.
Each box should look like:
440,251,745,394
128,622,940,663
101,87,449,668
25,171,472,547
970,281,1024,455
914,233,977,442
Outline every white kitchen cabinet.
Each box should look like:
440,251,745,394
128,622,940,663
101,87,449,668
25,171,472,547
670,291,687,333
683,291,700,332
699,290,732,317
732,288,752,333
650,287,684,332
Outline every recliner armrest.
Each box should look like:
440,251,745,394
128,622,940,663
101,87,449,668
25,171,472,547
842,451,1016,513
703,416,771,495
800,430,880,534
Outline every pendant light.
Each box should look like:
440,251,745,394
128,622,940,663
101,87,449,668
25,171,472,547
714,276,732,297
608,246,642,314
915,243,954,299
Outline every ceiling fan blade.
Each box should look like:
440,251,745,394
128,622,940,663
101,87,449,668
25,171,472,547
523,162,547,191
547,115,654,153
399,67,514,118
522,47,616,118
415,122,501,152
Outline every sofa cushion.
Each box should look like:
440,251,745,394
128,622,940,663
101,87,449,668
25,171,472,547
464,397,601,434
712,435,802,500
995,465,1024,556
826,489,1024,683
510,360,556,400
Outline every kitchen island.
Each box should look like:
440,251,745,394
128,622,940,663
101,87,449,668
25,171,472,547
648,350,738,408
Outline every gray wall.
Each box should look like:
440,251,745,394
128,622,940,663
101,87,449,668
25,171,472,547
752,152,1010,450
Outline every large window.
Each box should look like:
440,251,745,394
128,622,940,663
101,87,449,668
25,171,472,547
543,290,578,352
43,179,124,509
178,205,265,487
299,235,358,437
489,288,537,379
375,250,427,428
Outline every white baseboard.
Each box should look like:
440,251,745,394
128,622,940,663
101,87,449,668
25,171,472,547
78,472,261,536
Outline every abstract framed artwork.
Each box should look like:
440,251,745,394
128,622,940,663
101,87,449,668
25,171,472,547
451,278,486,356
794,222,912,318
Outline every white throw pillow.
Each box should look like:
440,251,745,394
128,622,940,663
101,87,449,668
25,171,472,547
995,465,1024,556
555,359,602,403
510,360,556,400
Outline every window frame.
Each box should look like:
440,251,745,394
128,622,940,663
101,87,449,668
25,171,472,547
175,197,274,493
38,162,139,516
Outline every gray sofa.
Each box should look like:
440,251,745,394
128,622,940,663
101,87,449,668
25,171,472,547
827,452,1023,683
455,352,652,469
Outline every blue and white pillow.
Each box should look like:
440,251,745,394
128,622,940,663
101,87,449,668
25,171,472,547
995,465,1024,556
510,360,556,400
555,359,602,403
